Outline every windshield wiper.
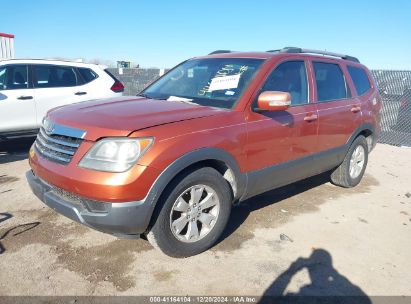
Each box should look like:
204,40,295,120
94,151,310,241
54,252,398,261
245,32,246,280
136,93,151,99
136,93,169,100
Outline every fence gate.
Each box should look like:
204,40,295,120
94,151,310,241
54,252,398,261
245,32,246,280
0,32,15,60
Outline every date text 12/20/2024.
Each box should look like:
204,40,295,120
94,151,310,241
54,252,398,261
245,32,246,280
149,296,257,303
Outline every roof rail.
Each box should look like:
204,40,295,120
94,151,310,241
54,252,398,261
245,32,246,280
0,58,87,64
208,50,232,55
267,47,360,63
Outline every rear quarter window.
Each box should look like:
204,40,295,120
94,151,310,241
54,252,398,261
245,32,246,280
78,67,98,84
347,66,371,96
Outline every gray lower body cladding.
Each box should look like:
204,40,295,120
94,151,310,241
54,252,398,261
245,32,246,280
26,170,151,236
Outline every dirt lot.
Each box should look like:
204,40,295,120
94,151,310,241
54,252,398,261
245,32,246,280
0,140,410,297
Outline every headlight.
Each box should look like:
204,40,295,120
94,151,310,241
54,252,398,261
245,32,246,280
79,137,153,172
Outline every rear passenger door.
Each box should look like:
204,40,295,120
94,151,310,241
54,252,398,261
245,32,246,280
313,61,362,151
346,65,377,129
32,64,91,125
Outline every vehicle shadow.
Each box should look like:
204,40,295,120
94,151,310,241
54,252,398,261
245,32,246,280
218,172,331,244
259,249,371,303
0,138,35,164
0,214,40,254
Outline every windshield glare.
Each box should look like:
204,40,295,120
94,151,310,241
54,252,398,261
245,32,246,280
141,58,264,109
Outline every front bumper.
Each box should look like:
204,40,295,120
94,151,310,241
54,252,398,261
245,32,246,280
26,170,152,236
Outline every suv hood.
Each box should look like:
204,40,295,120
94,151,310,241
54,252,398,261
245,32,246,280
48,96,226,141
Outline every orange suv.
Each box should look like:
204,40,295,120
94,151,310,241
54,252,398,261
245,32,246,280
27,47,381,257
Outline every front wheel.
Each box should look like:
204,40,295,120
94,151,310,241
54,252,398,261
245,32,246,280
146,167,232,257
330,135,369,188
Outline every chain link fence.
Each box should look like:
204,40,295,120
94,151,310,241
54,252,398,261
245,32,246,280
108,68,411,148
106,68,164,96
371,70,411,147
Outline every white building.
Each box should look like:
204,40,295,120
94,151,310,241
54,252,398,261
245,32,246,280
0,32,15,60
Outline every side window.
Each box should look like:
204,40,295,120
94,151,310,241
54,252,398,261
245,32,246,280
0,65,29,90
0,66,6,90
78,68,98,84
313,62,347,102
347,66,371,96
33,65,78,88
261,61,308,105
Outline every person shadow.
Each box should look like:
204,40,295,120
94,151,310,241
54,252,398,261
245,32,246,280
259,249,371,304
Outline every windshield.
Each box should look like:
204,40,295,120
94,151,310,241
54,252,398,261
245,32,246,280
141,58,264,109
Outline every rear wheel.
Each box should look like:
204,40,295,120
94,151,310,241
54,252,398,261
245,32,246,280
330,135,368,188
146,167,232,257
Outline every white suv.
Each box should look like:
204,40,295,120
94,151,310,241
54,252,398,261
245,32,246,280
0,59,124,139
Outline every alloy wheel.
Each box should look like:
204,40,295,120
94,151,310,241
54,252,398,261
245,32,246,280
349,145,365,179
169,184,220,243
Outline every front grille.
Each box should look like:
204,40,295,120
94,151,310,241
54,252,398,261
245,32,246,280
51,185,84,207
34,127,83,164
50,185,109,213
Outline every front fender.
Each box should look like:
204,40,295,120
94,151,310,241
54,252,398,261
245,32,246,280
146,147,246,201
140,147,247,233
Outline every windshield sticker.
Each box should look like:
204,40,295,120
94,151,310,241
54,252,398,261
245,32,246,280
198,64,250,96
208,74,241,91
225,90,235,96
215,64,235,78
187,68,194,78
167,96,194,102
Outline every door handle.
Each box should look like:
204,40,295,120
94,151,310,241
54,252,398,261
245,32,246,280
304,114,318,122
17,96,33,100
74,91,87,96
351,106,361,113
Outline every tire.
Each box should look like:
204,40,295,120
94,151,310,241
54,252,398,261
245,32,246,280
330,135,368,188
146,167,232,257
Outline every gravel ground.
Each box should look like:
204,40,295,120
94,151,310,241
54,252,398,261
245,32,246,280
0,140,410,298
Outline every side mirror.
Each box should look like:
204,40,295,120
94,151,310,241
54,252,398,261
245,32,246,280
256,91,291,112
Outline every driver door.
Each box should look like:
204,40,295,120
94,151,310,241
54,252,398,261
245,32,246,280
0,64,37,133
245,60,319,196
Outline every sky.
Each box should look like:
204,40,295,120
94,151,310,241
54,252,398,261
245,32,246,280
1,0,411,69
